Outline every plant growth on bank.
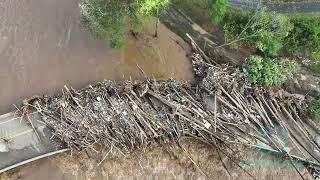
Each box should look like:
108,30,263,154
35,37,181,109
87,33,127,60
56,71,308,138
224,8,293,56
206,0,229,24
80,0,170,48
244,55,296,86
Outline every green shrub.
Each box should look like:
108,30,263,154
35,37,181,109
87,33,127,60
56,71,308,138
223,9,250,47
206,0,229,24
283,14,320,70
80,0,169,49
223,8,293,56
304,99,320,122
245,55,296,86
251,10,293,56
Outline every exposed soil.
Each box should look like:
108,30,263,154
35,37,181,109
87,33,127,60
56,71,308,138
0,0,193,114
121,20,193,81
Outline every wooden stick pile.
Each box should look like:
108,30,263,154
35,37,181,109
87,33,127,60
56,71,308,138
33,44,320,177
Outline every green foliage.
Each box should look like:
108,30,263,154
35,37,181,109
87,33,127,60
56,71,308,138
245,55,296,86
223,9,251,48
80,0,169,49
206,0,229,24
224,8,293,56
138,0,170,16
304,99,320,122
283,14,320,71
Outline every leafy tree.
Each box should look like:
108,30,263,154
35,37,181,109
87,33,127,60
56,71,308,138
80,0,170,48
224,8,293,56
206,0,229,24
284,14,320,72
245,55,296,86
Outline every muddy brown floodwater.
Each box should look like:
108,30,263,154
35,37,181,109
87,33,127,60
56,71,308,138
0,0,193,114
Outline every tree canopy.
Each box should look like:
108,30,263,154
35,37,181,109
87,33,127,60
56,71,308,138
224,8,293,56
206,0,229,24
80,0,170,48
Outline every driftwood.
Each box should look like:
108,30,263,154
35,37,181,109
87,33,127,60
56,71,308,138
19,38,318,178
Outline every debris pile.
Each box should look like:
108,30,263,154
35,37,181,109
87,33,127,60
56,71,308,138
28,41,320,177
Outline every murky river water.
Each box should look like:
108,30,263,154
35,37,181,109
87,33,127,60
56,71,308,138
0,0,192,114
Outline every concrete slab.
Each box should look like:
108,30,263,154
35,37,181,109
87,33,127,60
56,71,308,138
0,112,67,173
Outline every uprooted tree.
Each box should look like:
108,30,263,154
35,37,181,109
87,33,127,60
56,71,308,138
80,0,170,49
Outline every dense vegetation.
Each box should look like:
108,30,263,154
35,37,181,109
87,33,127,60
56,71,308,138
224,8,293,56
244,55,296,86
222,8,320,72
80,0,169,48
283,14,320,72
206,0,229,24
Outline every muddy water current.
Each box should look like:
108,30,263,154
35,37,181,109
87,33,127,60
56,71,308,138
0,0,192,114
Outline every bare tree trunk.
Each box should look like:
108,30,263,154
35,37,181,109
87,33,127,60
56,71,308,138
154,8,159,38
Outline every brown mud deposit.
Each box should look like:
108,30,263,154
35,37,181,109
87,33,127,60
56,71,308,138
0,0,192,114
1,141,311,180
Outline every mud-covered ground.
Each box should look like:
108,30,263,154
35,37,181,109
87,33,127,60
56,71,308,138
1,140,312,180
